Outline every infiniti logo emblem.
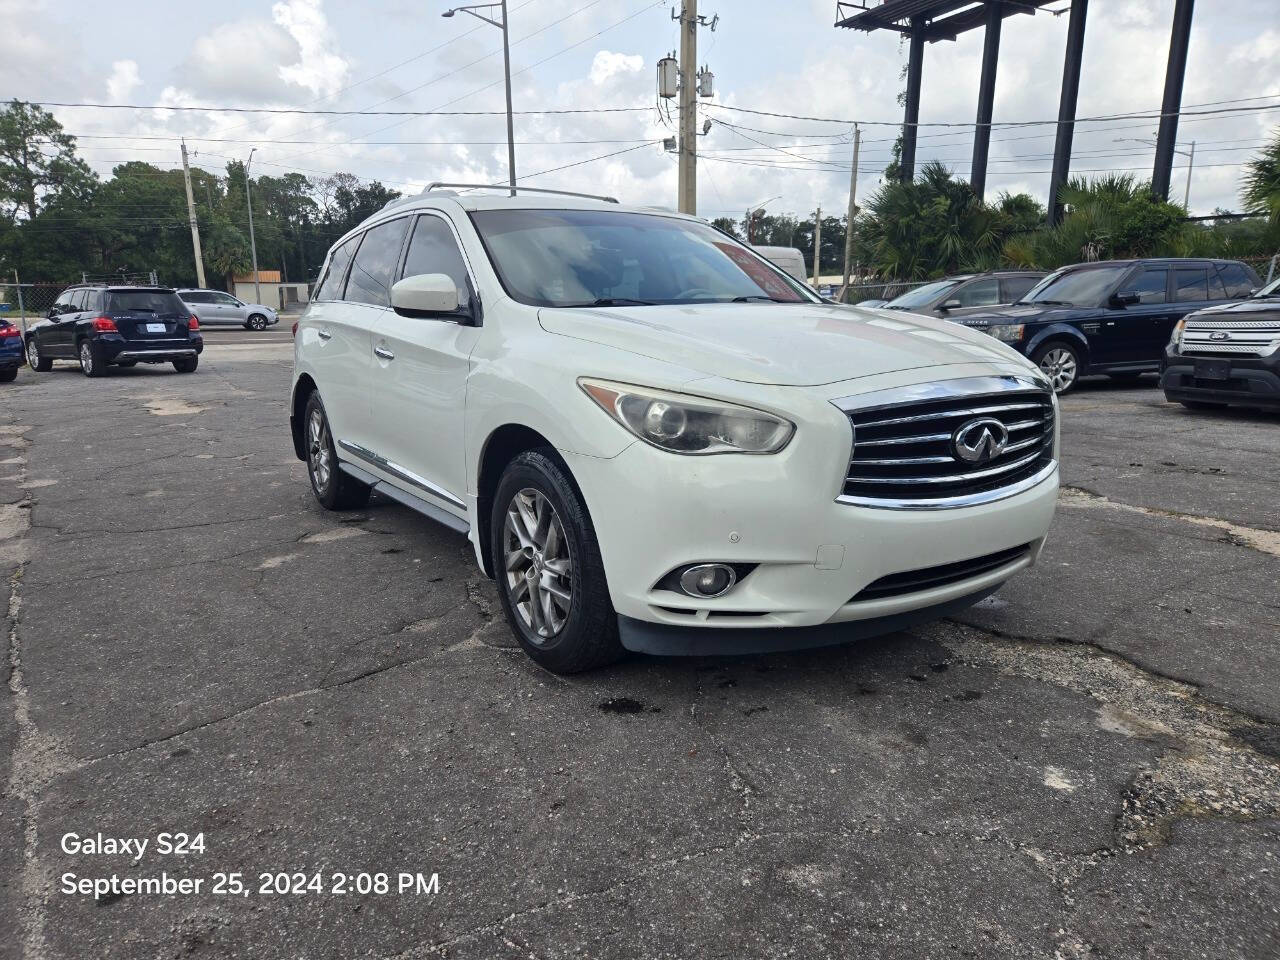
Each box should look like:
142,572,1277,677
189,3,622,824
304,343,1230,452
952,417,1010,464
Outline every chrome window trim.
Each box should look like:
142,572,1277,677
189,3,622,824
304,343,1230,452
831,375,1056,511
338,439,466,510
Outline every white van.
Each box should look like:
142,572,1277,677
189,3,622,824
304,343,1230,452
752,246,808,284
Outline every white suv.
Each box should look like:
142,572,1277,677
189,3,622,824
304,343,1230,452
290,184,1059,673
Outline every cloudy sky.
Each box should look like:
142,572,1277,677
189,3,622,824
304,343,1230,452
4,0,1278,222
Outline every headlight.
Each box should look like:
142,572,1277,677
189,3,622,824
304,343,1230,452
1170,317,1187,352
578,378,795,455
985,323,1025,343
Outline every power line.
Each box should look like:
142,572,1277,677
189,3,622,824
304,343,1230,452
25,101,652,117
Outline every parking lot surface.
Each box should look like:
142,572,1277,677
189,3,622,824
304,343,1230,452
2,346,1278,959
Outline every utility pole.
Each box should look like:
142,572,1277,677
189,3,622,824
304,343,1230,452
1183,139,1196,209
246,148,261,304
443,4,516,195
677,0,697,214
812,206,822,288
840,125,862,301
180,140,207,288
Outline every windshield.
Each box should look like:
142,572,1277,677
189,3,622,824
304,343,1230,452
1020,265,1129,307
469,209,813,307
884,279,961,309
106,290,190,317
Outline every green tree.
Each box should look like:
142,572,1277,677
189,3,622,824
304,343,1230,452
1241,130,1280,222
0,100,96,223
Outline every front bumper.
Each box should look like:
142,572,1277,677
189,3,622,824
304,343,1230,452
559,368,1059,647
1160,345,1280,408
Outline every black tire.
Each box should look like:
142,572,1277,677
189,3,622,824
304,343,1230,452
490,449,622,674
1032,340,1082,395
303,391,370,510
247,314,268,331
26,339,51,372
1178,399,1227,410
173,357,199,373
78,339,108,378
0,368,16,382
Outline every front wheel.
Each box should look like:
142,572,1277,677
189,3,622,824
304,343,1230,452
490,450,622,674
173,357,199,373
247,314,268,331
1033,341,1081,395
27,339,51,372
79,340,108,378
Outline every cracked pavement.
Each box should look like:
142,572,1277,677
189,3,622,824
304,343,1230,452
1,355,1278,959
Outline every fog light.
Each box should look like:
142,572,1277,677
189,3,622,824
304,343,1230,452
678,563,737,598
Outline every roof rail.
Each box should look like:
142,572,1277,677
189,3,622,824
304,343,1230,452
422,182,619,204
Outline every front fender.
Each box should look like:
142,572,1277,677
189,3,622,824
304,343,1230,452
1025,323,1090,362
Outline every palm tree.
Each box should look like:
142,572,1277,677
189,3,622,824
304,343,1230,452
1241,130,1280,222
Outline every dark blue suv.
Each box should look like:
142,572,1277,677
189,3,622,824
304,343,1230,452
951,258,1261,393
0,316,23,382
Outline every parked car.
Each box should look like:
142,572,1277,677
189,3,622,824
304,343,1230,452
0,317,23,381
290,185,1059,674
953,258,1261,394
751,246,808,284
879,271,1047,318
856,298,889,308
25,285,203,377
177,289,279,330
1161,274,1280,411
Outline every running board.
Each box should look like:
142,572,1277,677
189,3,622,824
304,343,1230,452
337,461,470,536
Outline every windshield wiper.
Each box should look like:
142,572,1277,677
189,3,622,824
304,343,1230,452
730,295,782,303
562,297,656,307
1028,299,1073,307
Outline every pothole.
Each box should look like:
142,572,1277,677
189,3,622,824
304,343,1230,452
144,397,206,417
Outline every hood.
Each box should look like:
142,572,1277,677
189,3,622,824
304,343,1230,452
952,303,1080,326
537,302,1028,387
1188,297,1280,320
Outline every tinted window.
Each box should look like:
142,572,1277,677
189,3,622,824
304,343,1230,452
53,291,75,314
83,290,103,313
1131,269,1168,304
1024,265,1130,307
182,291,211,304
346,218,410,307
953,277,1000,307
1216,263,1254,298
105,291,189,317
1208,270,1227,299
1001,275,1040,303
402,216,472,312
315,237,357,301
69,290,87,311
885,279,960,309
471,209,810,307
1173,268,1208,302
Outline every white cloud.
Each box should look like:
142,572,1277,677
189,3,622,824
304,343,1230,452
105,60,140,102
273,0,350,97
589,51,643,86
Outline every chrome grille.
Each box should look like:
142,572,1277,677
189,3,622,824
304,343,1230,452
1181,318,1280,357
833,376,1056,509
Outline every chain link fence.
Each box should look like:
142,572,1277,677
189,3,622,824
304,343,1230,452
839,280,933,305
0,283,60,337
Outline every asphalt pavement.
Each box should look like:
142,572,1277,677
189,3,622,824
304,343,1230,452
1,349,1277,959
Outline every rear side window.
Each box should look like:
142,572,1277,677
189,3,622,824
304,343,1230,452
105,291,189,316
1173,268,1208,302
1216,263,1254,298
315,237,357,301
1131,268,1168,304
69,290,87,310
401,215,472,312
182,291,211,304
83,290,103,313
346,218,410,307
953,277,1000,307
1001,275,1039,303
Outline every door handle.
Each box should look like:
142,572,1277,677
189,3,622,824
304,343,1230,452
374,346,395,361
317,329,332,341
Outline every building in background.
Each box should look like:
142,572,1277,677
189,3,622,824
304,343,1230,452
231,271,310,311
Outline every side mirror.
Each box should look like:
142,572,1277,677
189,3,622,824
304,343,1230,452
940,299,963,311
391,274,462,319
1110,291,1141,307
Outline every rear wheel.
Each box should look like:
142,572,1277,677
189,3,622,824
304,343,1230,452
247,314,268,331
303,391,370,510
79,340,108,378
173,357,199,373
0,368,16,383
490,450,622,674
26,339,51,372
1032,341,1081,394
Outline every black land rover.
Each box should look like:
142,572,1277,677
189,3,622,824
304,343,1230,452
951,258,1260,394
1161,275,1280,411
25,285,203,377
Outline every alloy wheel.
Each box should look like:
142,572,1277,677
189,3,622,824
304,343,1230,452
1039,347,1077,393
27,340,39,368
503,488,573,642
307,407,332,492
79,342,93,375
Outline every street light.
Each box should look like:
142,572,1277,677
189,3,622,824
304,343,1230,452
443,3,516,196
746,195,781,244
1115,136,1197,210
245,148,261,305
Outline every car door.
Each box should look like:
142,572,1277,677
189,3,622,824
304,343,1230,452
50,289,87,356
215,293,249,324
36,290,73,357
365,212,481,517
181,291,212,324
1096,266,1170,365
